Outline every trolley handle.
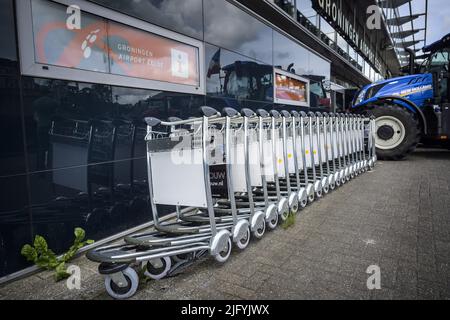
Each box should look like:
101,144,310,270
222,107,240,118
144,117,162,127
291,110,300,118
270,110,281,119
256,109,270,118
200,106,221,118
280,110,291,118
241,108,256,118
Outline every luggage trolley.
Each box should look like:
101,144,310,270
354,115,368,174
348,114,360,178
314,112,338,192
339,114,352,182
86,107,247,299
300,112,323,200
224,108,280,232
320,113,337,191
308,112,330,196
370,115,377,168
252,109,291,221
281,110,309,209
274,110,300,214
364,115,377,169
181,107,271,238
294,112,316,203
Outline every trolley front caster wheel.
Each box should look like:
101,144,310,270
265,204,278,230
104,267,139,300
214,237,232,263
306,185,315,204
330,182,336,191
278,198,289,222
322,179,330,194
298,188,308,209
142,257,171,280
251,211,266,239
235,227,251,250
288,193,299,214
211,230,232,263
233,220,251,250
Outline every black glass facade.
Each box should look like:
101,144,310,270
1,0,334,278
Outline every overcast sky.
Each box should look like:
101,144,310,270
425,0,450,45
396,0,449,50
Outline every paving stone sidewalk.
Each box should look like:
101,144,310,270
1,149,449,300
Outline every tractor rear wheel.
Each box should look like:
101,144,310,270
363,105,421,160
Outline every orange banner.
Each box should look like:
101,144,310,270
33,1,200,87
108,22,199,86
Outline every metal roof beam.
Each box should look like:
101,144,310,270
386,14,423,26
379,0,411,8
392,28,424,38
402,39,423,47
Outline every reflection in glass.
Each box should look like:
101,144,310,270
91,0,203,40
273,31,309,75
206,44,273,105
204,0,273,65
0,0,17,62
0,76,26,177
0,175,32,277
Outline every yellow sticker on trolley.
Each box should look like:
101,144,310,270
313,150,317,155
305,150,310,154
278,159,283,164
288,154,293,159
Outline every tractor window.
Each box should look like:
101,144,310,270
429,50,449,70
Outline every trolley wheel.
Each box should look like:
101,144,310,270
322,185,329,194
299,198,307,209
104,267,139,300
308,193,315,203
252,220,266,239
236,227,251,250
335,179,341,187
266,212,279,230
316,190,323,198
290,202,299,215
330,183,336,191
214,237,232,263
142,257,172,280
280,209,289,222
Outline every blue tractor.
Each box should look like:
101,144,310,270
353,33,450,160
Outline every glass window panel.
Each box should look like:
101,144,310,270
296,0,318,24
273,32,309,76
90,0,203,40
204,0,273,65
0,0,17,61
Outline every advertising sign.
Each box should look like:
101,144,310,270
274,69,309,107
28,0,201,89
108,22,199,86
